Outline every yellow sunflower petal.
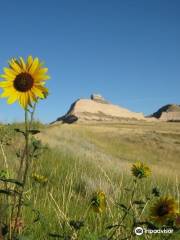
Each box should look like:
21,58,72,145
34,74,50,81
0,74,15,81
0,87,17,97
7,94,18,104
27,55,33,70
19,57,26,71
1,92,9,98
3,67,17,78
33,86,46,99
29,57,39,74
28,91,37,102
34,67,48,76
9,59,22,73
0,81,13,87
32,61,44,75
36,68,48,75
19,93,29,109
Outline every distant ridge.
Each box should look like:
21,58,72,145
151,104,180,122
52,94,148,124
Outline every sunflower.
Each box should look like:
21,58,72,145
90,191,106,213
131,162,151,179
0,56,49,108
31,173,48,184
150,196,178,225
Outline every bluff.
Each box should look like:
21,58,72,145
151,104,180,122
52,94,148,124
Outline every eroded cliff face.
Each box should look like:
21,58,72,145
151,104,180,122
69,99,145,120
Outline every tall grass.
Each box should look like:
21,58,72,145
0,121,180,239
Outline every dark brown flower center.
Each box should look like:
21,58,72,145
14,73,34,92
157,204,169,216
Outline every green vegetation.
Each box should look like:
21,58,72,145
0,121,180,239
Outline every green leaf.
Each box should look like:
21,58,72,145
152,187,160,197
32,209,41,223
48,233,64,238
136,221,157,229
69,220,84,230
28,130,41,135
0,189,20,196
117,203,128,210
14,128,25,136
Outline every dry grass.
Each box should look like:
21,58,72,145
0,120,180,239
38,121,180,179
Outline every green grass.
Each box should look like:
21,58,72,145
0,121,180,239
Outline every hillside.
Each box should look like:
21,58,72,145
151,104,180,121
52,94,148,124
1,121,180,239
37,121,180,178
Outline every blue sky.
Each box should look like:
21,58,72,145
0,0,179,123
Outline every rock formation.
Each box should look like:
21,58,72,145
151,104,180,122
90,93,109,104
52,94,147,124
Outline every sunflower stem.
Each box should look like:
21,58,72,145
29,101,37,130
15,104,36,183
12,108,30,238
108,179,138,240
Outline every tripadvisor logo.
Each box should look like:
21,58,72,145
134,227,144,236
134,227,173,235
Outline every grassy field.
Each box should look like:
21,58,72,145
0,120,180,239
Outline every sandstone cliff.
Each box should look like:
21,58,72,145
52,94,148,124
151,104,180,122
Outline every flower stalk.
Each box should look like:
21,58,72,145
12,108,30,238
108,179,138,240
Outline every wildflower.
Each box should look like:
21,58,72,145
150,196,178,225
0,56,49,108
31,173,48,184
90,191,106,213
131,162,151,179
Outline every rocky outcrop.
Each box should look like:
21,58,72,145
52,94,148,124
151,104,180,122
90,94,109,104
